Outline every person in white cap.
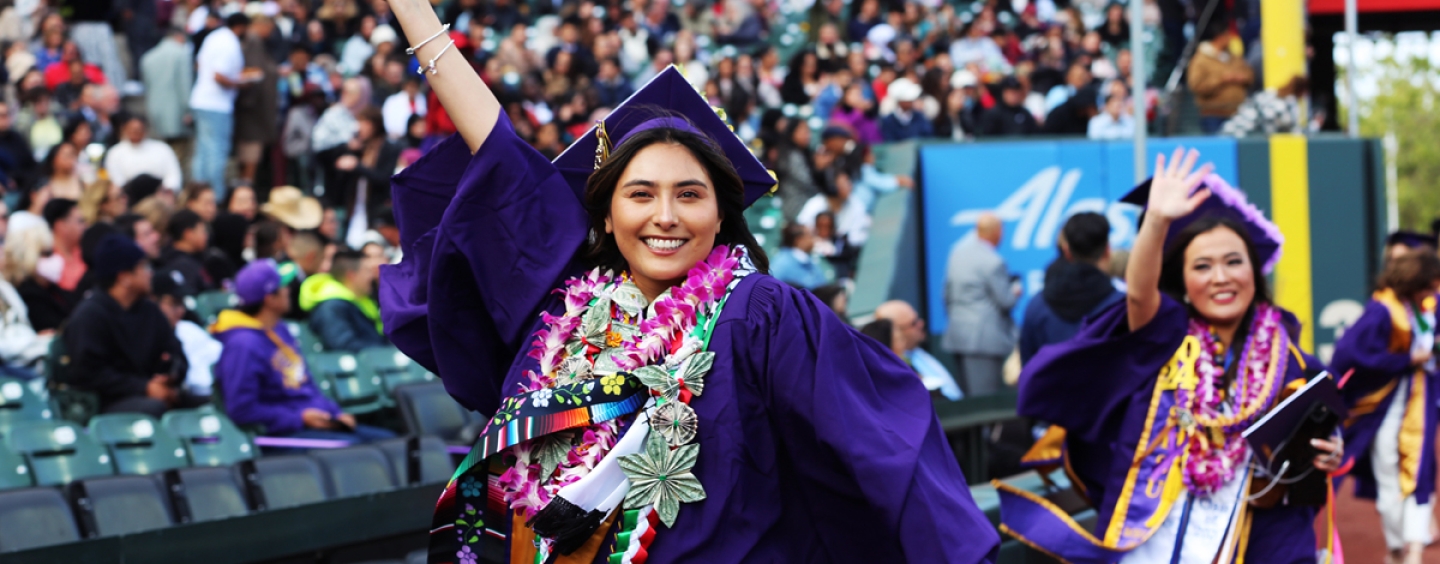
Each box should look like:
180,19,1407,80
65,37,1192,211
879,77,933,141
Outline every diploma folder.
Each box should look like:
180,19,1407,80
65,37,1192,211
1241,372,1348,506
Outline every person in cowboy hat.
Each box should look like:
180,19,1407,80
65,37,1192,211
378,2,998,562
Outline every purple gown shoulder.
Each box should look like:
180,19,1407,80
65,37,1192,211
378,118,586,415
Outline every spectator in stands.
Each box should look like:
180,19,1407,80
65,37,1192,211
875,300,963,401
593,57,635,110
1041,87,1099,135
1088,88,1135,140
104,114,184,192
6,225,72,331
1221,75,1308,137
1097,2,1130,50
771,223,828,289
67,0,127,86
190,13,251,197
978,77,1039,137
212,260,393,442
1019,212,1123,365
39,142,84,201
381,74,426,140
0,232,51,377
278,230,325,321
19,87,62,159
1187,22,1254,134
66,234,200,417
0,100,38,191
859,318,898,355
934,70,980,141
317,107,398,248
140,31,192,160
1045,59,1093,113
798,166,871,260
153,271,219,398
942,212,1019,396
43,198,86,291
115,213,161,260
879,78,932,141
810,283,848,319
157,209,214,297
234,15,280,187
774,119,819,222
311,76,369,154
222,184,258,223
852,145,912,213
181,182,218,223
300,249,385,351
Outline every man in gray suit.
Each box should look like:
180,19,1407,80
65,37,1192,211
942,212,1019,396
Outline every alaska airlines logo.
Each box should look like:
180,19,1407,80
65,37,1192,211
948,166,1142,250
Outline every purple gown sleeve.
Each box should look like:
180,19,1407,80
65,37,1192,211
1018,295,1189,443
741,277,1000,563
378,118,587,414
1331,300,1413,399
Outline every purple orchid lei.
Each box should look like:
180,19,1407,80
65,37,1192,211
496,245,745,519
1173,302,1285,495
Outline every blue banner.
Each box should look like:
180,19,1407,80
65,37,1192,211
920,138,1239,336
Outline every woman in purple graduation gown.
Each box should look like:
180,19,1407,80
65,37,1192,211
1330,250,1440,564
375,2,998,563
996,150,1345,564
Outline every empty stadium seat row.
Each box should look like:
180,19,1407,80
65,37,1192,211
0,436,454,553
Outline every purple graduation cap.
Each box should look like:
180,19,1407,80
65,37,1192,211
1121,173,1285,274
1385,230,1438,250
552,65,776,208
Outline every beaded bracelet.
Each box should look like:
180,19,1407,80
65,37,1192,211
417,39,456,75
404,23,451,56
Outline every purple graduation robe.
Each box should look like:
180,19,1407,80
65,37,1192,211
378,118,999,563
1329,293,1438,504
1011,295,1324,564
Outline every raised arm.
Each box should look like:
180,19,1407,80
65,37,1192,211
1125,148,1211,332
387,0,500,153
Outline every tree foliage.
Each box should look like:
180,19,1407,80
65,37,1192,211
1342,53,1440,232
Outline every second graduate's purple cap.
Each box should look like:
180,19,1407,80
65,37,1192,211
552,65,776,208
1121,173,1285,274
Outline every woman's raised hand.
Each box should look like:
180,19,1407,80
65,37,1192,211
1146,148,1213,222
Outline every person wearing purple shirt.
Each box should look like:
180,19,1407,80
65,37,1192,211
1000,151,1344,563
212,260,393,443
377,0,998,561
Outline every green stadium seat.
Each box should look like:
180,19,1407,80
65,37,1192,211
284,321,325,355
86,414,190,475
0,487,82,552
70,475,175,537
44,332,99,425
0,377,51,429
241,455,329,510
393,381,475,443
192,291,239,325
307,351,385,414
0,441,32,490
4,420,114,486
358,346,434,397
160,409,255,467
167,466,250,523
310,445,396,497
376,436,455,485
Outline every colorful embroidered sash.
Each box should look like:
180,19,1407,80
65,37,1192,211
998,326,1289,563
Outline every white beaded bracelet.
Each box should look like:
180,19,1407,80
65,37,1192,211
405,23,451,56
417,39,457,75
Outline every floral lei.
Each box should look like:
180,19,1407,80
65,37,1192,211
1171,302,1285,495
496,245,746,527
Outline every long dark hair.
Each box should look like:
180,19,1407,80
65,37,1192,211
1158,215,1272,385
581,117,770,276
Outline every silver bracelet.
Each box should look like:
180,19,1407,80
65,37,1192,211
404,23,451,56
417,39,456,75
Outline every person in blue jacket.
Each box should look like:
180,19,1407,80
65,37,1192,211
212,259,393,443
300,248,387,351
1019,212,1124,365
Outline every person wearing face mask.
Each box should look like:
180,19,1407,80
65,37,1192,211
377,0,997,557
1331,251,1440,564
999,149,1344,564
0,227,54,377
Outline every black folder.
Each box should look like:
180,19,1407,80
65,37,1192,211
1240,372,1349,506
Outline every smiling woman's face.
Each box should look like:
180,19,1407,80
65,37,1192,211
1183,226,1255,329
605,142,721,300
